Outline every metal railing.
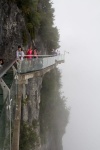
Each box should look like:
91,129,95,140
0,80,17,150
0,59,17,150
0,60,17,78
0,55,65,76
17,54,65,73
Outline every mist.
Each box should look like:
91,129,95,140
53,0,100,150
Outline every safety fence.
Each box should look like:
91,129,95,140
17,54,65,73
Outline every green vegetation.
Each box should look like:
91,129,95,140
39,68,69,146
8,0,60,52
16,0,40,39
22,30,28,46
19,122,40,150
38,0,60,51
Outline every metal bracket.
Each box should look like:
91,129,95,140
12,65,17,76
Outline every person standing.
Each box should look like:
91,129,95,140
16,45,24,61
16,46,25,72
26,45,33,59
33,47,38,58
25,45,34,70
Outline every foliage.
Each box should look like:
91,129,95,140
8,0,60,51
38,0,60,51
39,68,70,145
22,30,28,46
7,0,17,2
16,0,41,39
32,119,39,129
19,122,39,150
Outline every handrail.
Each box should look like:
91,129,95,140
17,54,59,58
17,54,65,74
0,59,17,78
0,55,64,78
23,54,63,56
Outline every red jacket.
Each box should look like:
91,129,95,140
26,49,33,58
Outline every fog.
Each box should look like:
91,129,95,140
53,0,100,150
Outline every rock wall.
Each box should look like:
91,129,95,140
0,0,31,61
0,0,47,61
0,0,65,150
20,75,64,150
20,77,43,150
22,77,42,122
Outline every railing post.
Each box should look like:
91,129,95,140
12,65,17,76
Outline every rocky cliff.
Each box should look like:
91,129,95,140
19,69,69,150
0,1,69,150
0,0,30,60
0,0,46,61
20,77,43,150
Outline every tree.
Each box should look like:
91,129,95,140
39,68,70,147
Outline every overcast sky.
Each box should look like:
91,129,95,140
53,0,100,150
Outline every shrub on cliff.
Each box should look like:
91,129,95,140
19,122,40,150
39,68,70,147
8,0,60,52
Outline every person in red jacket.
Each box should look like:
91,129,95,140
26,45,33,59
33,47,38,58
25,45,33,69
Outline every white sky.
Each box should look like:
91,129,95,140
53,0,100,150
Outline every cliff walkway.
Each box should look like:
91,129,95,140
0,55,65,150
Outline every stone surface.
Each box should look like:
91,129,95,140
0,0,30,61
0,1,64,150
22,77,42,150
26,77,42,122
0,0,46,61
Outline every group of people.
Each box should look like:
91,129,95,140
51,49,60,56
0,46,60,70
0,45,39,70
16,45,39,61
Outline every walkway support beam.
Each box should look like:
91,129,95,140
0,78,10,100
11,80,23,150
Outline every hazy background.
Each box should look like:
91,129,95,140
53,0,100,150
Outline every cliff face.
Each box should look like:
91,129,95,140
22,77,42,123
0,0,47,61
39,69,69,150
0,0,31,61
41,130,63,150
20,77,43,150
20,73,65,150
0,1,68,150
